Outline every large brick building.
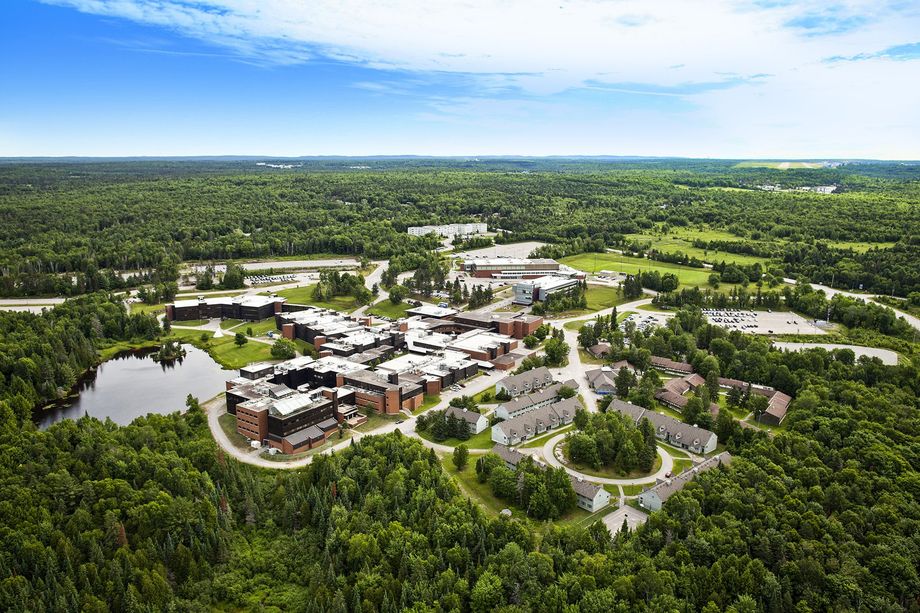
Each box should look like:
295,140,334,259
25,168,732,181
166,295,285,322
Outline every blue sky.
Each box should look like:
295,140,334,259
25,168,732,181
1,0,919,158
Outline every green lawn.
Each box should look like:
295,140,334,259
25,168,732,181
518,423,574,448
563,318,594,331
414,394,442,415
274,284,361,312
246,317,280,337
471,385,499,404
218,412,255,451
561,252,714,287
442,456,522,517
292,339,317,357
366,300,412,319
621,483,647,496
130,302,166,316
546,285,629,319
353,409,402,432
199,334,275,369
826,240,896,253
220,319,245,330
625,231,769,267
418,426,494,449
672,459,694,474
171,319,209,327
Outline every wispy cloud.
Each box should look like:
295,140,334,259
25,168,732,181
26,0,920,157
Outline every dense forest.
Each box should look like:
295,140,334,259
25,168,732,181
0,295,917,610
0,160,919,611
1,159,918,296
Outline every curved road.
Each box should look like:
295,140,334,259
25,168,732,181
534,431,674,486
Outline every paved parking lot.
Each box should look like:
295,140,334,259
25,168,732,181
603,505,649,535
703,309,826,335
453,240,548,260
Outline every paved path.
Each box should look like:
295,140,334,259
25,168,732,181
603,505,649,535
535,431,674,486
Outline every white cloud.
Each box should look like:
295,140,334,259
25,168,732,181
35,0,920,156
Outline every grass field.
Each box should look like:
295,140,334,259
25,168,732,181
172,319,209,327
245,317,280,337
625,231,769,267
826,240,897,253
621,483,646,496
218,412,255,451
418,426,494,449
562,252,714,287
130,302,166,316
366,300,412,319
274,284,361,312
199,333,274,369
471,385,499,404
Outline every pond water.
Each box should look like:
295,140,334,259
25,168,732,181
34,345,232,429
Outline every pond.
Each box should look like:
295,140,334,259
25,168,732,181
34,345,232,429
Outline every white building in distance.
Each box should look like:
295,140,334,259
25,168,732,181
408,223,488,238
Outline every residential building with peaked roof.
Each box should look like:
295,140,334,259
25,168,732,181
638,452,732,511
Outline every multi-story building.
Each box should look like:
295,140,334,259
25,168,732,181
451,311,543,340
408,223,488,238
609,399,718,454
638,453,732,511
512,276,580,305
491,397,579,445
494,380,578,421
462,258,560,279
166,295,285,322
495,366,554,398
339,369,425,415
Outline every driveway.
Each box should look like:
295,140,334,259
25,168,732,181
603,505,649,535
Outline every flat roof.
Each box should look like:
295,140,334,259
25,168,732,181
405,304,458,318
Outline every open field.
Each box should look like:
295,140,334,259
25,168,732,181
273,284,362,312
418,427,494,449
826,240,897,253
734,161,824,169
366,300,412,319
561,252,713,287
625,231,770,267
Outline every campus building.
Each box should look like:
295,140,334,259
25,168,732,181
407,223,487,238
495,366,555,398
276,307,403,358
462,258,560,279
166,295,285,322
609,399,718,454
512,275,580,305
491,396,579,445
638,452,732,511
494,380,579,421
339,369,425,415
230,382,343,454
451,311,544,340
373,350,479,397
444,405,489,435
